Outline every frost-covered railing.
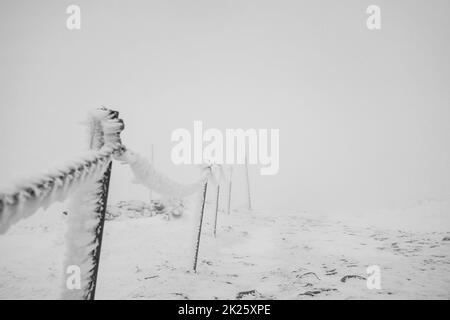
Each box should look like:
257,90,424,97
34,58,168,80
0,107,125,300
0,107,238,299
116,150,229,272
115,149,211,272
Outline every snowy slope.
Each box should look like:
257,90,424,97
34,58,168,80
0,201,449,300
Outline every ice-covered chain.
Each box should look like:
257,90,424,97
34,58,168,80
0,108,125,234
116,149,211,198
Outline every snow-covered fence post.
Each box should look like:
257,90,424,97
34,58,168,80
84,109,119,300
213,185,220,237
0,107,125,300
62,108,125,300
192,180,209,273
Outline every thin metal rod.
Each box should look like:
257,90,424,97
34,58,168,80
193,181,208,273
88,161,112,300
149,144,154,204
213,185,220,237
227,168,233,215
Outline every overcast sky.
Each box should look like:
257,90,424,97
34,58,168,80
1,0,449,213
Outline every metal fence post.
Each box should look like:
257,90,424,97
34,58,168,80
86,161,112,300
227,167,233,215
84,109,122,300
213,185,220,237
193,181,208,273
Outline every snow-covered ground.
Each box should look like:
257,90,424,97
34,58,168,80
1,200,449,300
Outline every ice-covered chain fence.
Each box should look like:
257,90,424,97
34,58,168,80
0,107,125,235
114,149,212,198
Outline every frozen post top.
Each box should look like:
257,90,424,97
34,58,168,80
89,107,126,155
0,107,126,234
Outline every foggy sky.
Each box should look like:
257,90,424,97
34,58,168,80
1,0,449,213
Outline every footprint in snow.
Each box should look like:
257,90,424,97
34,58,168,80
298,288,338,297
172,292,190,300
236,289,265,300
340,275,366,283
325,269,338,276
295,271,321,281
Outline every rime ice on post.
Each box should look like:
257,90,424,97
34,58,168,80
0,107,125,300
62,108,125,300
